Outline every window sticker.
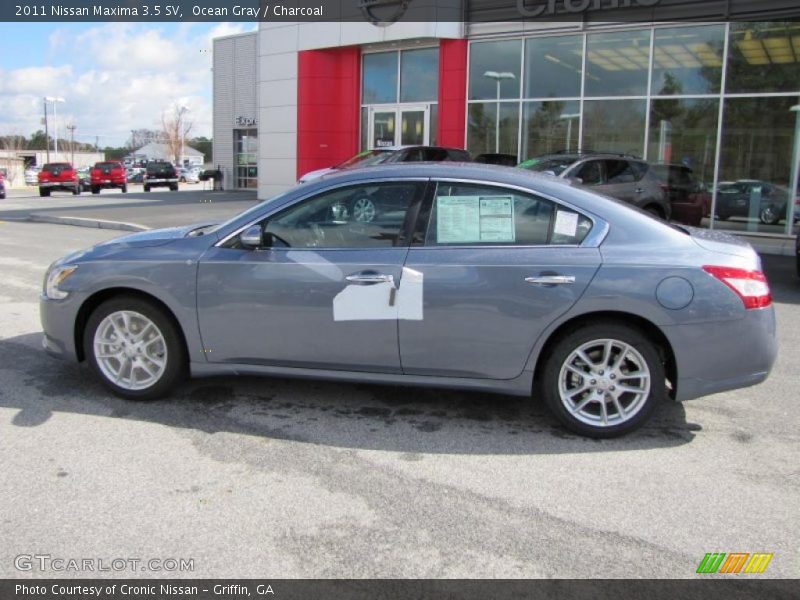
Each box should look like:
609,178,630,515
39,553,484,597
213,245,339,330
436,195,515,244
553,210,579,238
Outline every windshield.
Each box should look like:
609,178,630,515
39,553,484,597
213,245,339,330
518,157,576,176
336,149,394,169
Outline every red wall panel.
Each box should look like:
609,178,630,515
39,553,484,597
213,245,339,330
437,39,468,149
297,47,361,180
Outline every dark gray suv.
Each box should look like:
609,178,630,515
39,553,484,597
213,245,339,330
519,152,670,219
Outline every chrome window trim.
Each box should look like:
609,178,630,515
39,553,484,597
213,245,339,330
214,177,431,249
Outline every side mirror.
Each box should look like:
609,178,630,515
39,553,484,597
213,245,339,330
239,225,263,249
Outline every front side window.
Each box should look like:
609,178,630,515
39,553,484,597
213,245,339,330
259,182,423,249
424,183,592,247
604,160,639,184
575,160,604,185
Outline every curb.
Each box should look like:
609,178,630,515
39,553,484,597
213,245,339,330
28,213,149,232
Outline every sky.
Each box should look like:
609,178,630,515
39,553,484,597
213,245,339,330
0,22,257,147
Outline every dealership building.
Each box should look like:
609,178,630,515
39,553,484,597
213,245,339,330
212,1,800,238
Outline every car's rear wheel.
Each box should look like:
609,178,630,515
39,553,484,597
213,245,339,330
170,184,178,191
540,323,665,438
84,297,187,400
39,188,50,197
759,205,782,225
72,184,80,195
121,184,128,193
91,186,100,194
143,185,150,192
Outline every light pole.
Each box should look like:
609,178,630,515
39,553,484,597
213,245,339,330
559,113,580,153
44,97,65,160
66,124,76,165
178,106,189,167
483,71,515,154
43,99,50,163
788,103,800,230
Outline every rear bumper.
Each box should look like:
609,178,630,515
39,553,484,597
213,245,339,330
666,307,777,402
39,181,77,188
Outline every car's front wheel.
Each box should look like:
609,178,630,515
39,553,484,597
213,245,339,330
84,297,187,400
540,323,665,438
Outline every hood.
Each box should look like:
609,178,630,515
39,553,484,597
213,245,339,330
96,222,218,249
298,167,336,183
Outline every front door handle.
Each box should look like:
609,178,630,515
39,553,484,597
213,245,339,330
525,275,576,286
345,273,395,285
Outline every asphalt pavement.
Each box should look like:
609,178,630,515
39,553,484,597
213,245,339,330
0,185,259,231
0,203,798,580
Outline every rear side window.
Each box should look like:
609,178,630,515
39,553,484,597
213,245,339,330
42,163,71,172
445,149,472,161
604,160,639,184
424,182,592,247
575,160,604,185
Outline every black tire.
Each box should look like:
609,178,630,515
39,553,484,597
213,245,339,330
759,205,782,226
121,184,128,193
39,188,50,197
83,296,187,400
179,177,186,183
72,184,80,195
0,192,5,200
540,322,666,438
170,184,178,191
143,185,150,192
91,186,100,195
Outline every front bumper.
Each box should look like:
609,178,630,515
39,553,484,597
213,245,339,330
40,293,84,362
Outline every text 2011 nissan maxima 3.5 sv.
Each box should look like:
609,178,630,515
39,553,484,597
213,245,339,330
40,164,777,438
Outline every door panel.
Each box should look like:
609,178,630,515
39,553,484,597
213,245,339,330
197,248,408,372
399,247,601,379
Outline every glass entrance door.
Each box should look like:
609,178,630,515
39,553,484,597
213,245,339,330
400,107,428,146
368,105,430,149
369,110,396,149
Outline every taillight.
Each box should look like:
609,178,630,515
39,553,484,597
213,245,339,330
702,266,772,310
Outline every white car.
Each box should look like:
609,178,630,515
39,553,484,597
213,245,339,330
178,168,200,184
25,166,41,186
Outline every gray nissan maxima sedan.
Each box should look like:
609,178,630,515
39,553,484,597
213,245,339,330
40,164,777,438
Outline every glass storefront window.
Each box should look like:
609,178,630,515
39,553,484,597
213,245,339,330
235,129,257,189
521,100,580,161
400,48,439,102
648,98,719,185
716,96,797,233
467,102,519,156
652,25,724,96
583,99,646,156
524,35,583,99
363,52,397,104
469,40,522,100
727,22,800,94
585,30,651,97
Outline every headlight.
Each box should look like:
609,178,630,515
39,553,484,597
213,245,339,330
45,265,78,300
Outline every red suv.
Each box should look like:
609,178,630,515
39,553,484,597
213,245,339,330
90,161,127,194
38,163,80,197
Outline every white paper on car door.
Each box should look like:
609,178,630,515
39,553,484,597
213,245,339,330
332,267,423,321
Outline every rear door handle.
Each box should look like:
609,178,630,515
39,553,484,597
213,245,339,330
345,273,395,285
525,275,576,286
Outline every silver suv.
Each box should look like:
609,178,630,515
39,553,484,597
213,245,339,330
519,152,670,219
